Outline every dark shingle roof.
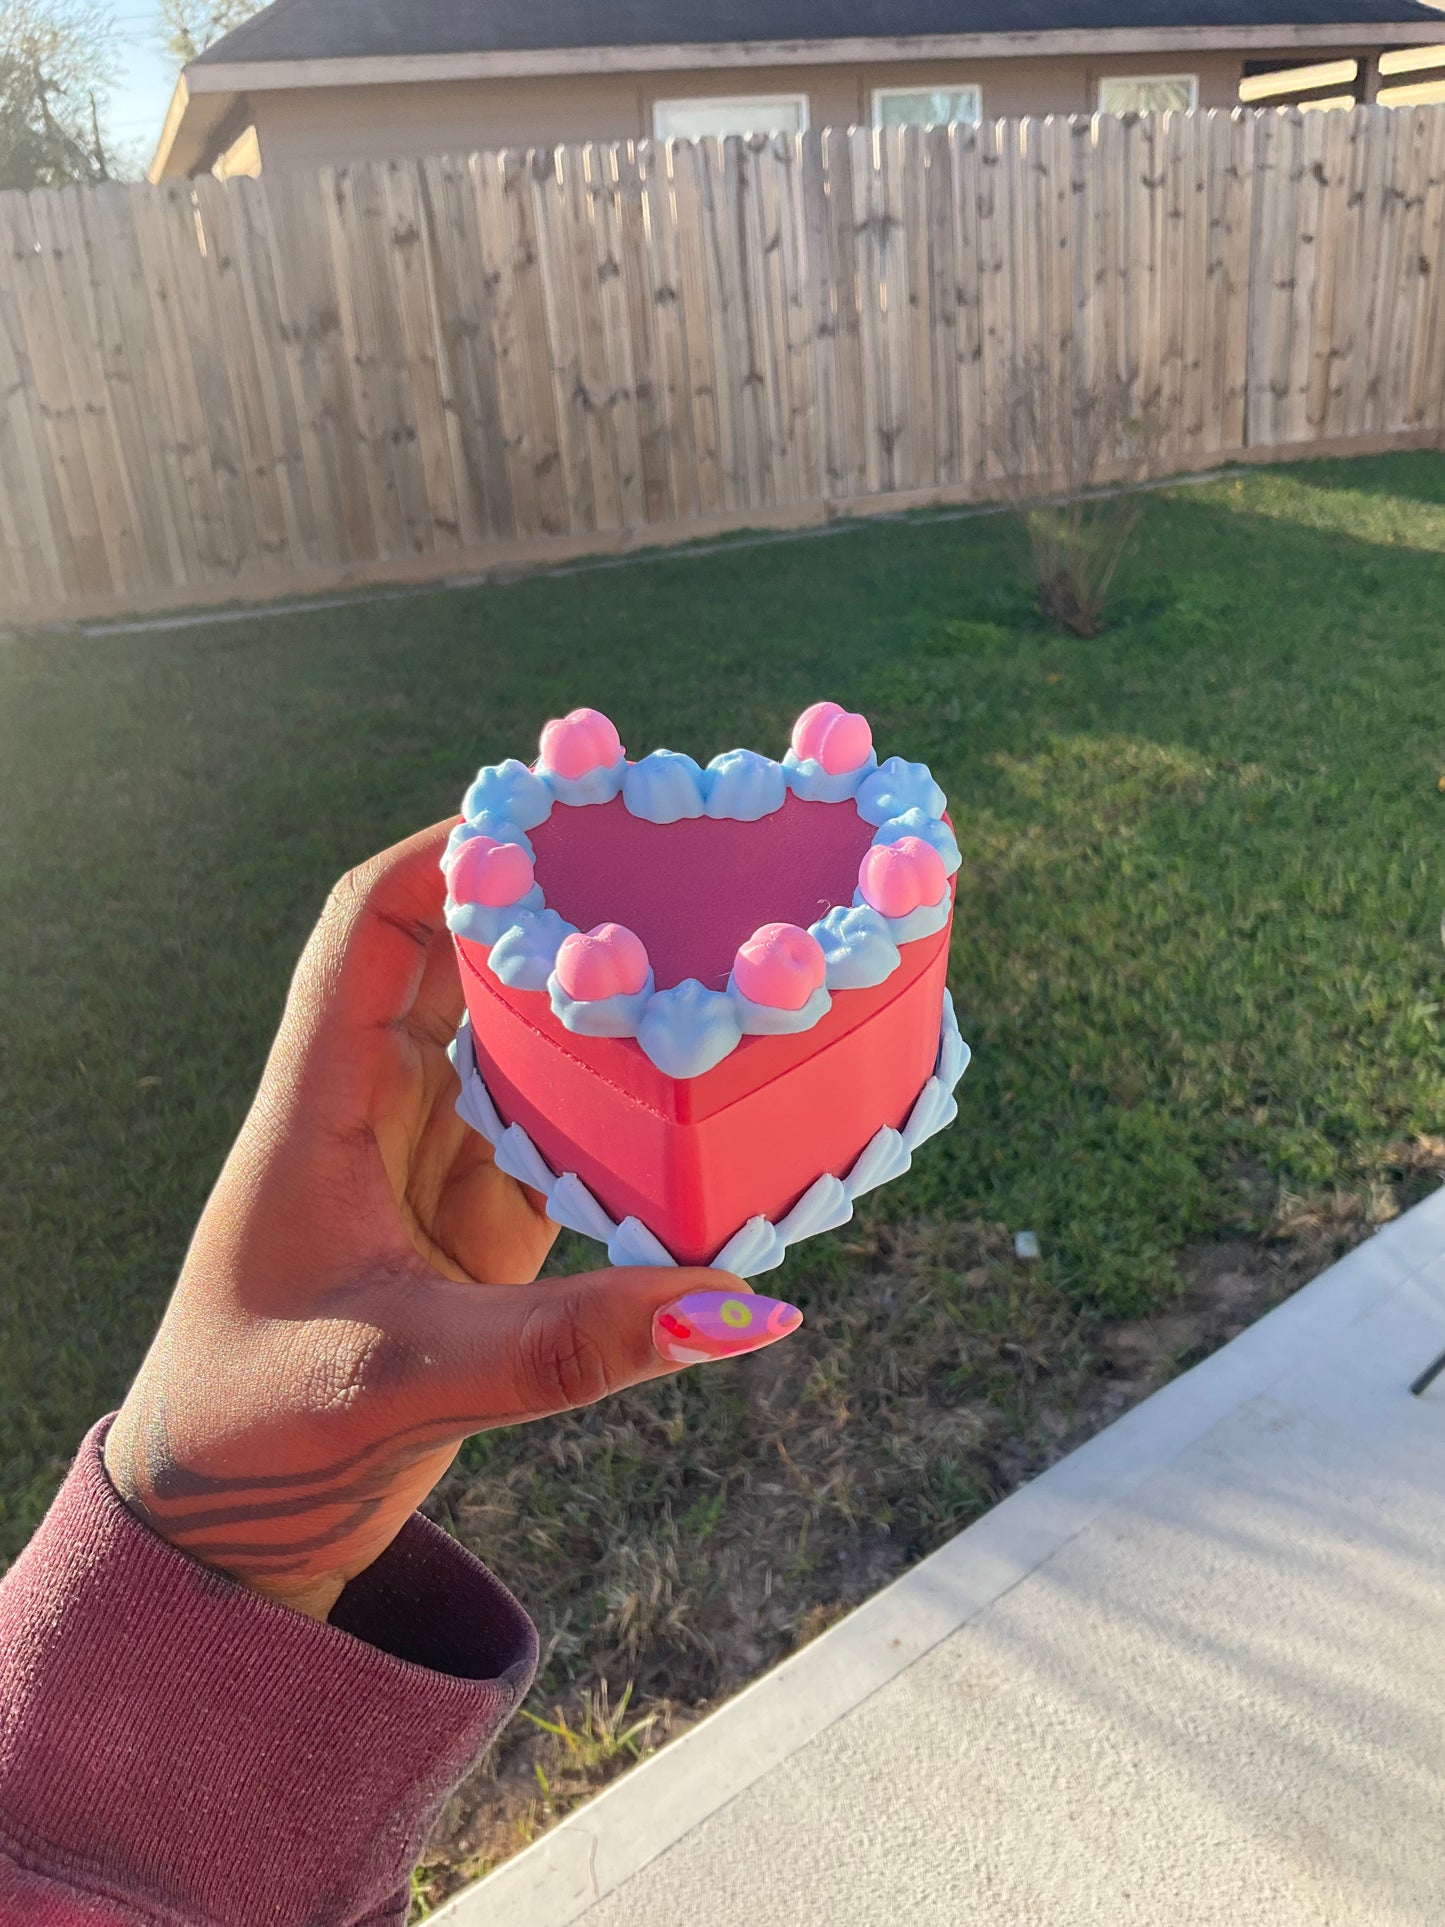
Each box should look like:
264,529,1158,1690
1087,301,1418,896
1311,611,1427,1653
197,0,1445,65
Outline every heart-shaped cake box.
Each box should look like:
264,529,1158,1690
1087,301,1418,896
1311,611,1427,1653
445,704,970,1279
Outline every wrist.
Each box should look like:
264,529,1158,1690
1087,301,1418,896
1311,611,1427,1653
241,1571,348,1621
102,1408,346,1623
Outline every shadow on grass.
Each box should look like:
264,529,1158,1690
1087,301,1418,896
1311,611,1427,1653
1268,448,1445,507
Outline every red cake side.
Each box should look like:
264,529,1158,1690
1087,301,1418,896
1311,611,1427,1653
457,915,951,1265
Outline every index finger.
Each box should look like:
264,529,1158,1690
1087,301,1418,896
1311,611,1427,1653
294,819,459,1039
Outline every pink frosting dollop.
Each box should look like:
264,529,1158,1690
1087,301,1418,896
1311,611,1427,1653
555,923,651,1002
539,708,625,781
732,922,828,1011
791,701,874,776
858,837,948,920
448,836,536,909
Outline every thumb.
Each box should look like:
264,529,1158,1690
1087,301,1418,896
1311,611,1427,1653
431,1267,806,1425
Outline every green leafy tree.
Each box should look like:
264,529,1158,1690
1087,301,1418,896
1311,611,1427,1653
160,0,262,68
0,0,116,191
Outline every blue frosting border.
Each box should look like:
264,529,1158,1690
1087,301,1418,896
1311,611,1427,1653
446,738,961,1079
449,990,971,1277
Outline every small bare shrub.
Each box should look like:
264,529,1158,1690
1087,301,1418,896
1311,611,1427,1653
991,349,1160,637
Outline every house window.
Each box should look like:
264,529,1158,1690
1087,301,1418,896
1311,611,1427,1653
1098,74,1199,115
652,95,809,140
872,85,983,128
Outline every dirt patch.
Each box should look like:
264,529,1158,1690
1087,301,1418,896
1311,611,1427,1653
412,1155,1444,1916
1064,1238,1295,1441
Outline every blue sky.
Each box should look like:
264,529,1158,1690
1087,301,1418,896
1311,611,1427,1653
106,4,180,173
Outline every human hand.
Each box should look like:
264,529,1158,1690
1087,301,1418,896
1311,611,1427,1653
103,823,802,1621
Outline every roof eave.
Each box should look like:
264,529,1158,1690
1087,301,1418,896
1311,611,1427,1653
187,19,1445,92
149,71,246,180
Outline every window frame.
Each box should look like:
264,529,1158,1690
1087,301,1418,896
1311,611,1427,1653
871,83,984,129
651,93,811,141
1097,73,1200,115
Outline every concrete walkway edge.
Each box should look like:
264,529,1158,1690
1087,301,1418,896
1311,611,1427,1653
434,1188,1445,1926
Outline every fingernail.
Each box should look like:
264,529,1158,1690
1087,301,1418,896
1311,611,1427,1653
653,1290,803,1366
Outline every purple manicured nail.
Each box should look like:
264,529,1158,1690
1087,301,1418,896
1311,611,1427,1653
653,1290,803,1366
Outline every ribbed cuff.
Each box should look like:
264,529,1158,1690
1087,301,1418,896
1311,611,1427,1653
0,1419,537,1927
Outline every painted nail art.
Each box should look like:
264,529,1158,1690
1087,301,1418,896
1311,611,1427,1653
653,1290,803,1367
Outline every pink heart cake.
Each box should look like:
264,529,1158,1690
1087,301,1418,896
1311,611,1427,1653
445,704,969,1278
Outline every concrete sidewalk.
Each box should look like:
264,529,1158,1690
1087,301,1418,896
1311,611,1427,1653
439,1186,1445,1927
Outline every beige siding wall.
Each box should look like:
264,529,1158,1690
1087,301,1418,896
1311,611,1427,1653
249,48,1274,168
255,76,641,165
213,124,262,179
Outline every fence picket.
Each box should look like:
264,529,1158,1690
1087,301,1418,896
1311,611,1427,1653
949,123,986,490
823,128,868,500
777,135,821,503
637,140,696,523
1385,109,1434,433
0,192,78,600
1179,111,1209,453
901,124,936,489
416,154,508,545
268,168,374,562
1304,112,1347,440
748,134,797,504
972,119,1006,480
1159,113,1189,469
926,124,960,489
485,149,562,538
13,191,116,594
1410,109,1445,434
1284,111,1323,447
528,149,596,533
71,182,188,587
670,139,723,516
876,126,911,494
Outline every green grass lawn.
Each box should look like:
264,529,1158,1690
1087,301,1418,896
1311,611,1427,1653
3,455,1443,1651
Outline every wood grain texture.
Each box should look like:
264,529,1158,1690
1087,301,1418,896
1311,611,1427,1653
4,107,1444,623
823,126,868,501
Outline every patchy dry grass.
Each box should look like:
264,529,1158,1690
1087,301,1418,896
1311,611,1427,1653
433,1219,1085,1698
1268,1133,1445,1272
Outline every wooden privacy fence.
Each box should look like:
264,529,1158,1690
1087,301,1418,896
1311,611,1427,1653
3,104,1445,623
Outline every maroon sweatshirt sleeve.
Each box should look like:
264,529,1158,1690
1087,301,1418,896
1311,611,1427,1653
0,1420,538,1927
